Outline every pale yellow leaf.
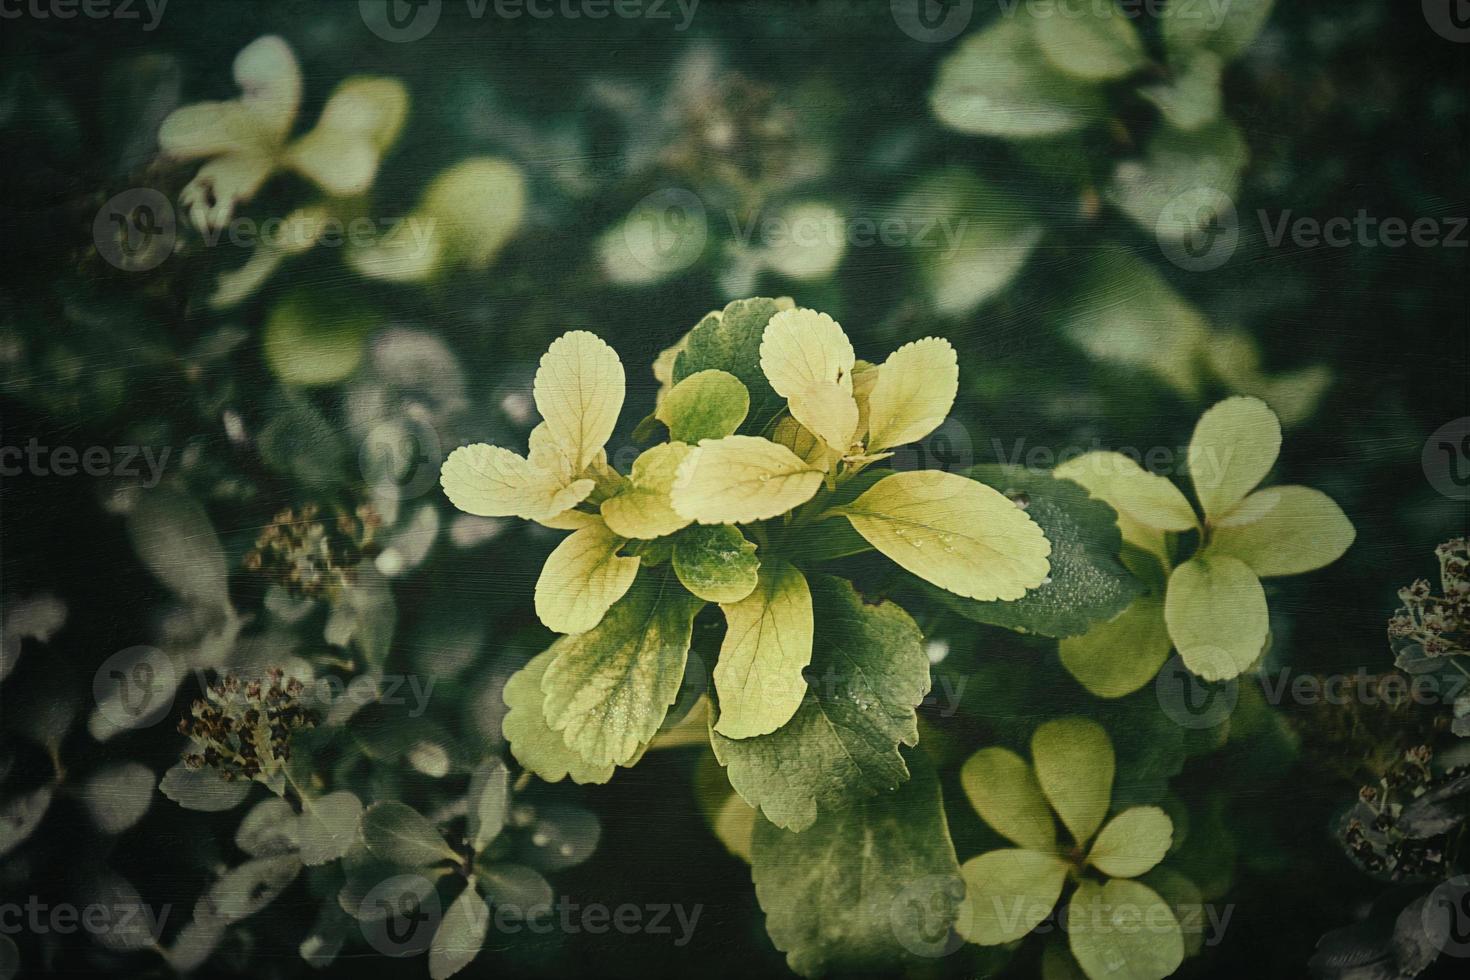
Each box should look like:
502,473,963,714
440,444,592,521
712,559,814,739
534,521,640,634
671,436,824,525
865,337,958,453
1164,554,1268,681
534,331,626,474
600,443,695,540
1209,485,1354,577
759,308,858,451
1188,395,1282,522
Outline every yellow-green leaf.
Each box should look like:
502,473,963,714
1208,486,1354,577
1163,554,1268,681
1053,452,1198,549
759,308,858,451
541,570,704,766
1031,717,1114,847
957,849,1070,946
712,559,813,740
672,525,760,603
770,416,839,472
501,647,616,784
285,77,407,197
671,436,824,525
600,443,695,540
960,747,1056,852
1067,879,1183,980
1086,806,1173,879
656,369,749,443
1034,0,1148,82
1059,595,1171,699
1188,396,1281,523
534,331,625,474
839,471,1051,601
440,443,593,521
864,337,958,454
533,520,639,634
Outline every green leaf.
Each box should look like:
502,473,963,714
159,764,250,813
750,755,962,977
533,520,639,634
1164,554,1268,681
656,369,749,443
673,524,760,603
297,791,364,866
359,801,457,867
1059,593,1171,699
501,648,616,784
202,854,302,924
961,747,1057,852
0,786,53,857
467,760,509,851
839,470,1052,602
1034,0,1149,81
1085,806,1173,879
429,884,490,980
541,569,704,765
1162,0,1275,61
1066,879,1184,980
1108,120,1247,243
1208,486,1355,577
263,289,376,387
600,443,696,540
80,762,155,835
1187,396,1283,523
957,848,1070,945
712,575,930,831
1031,718,1115,847
932,465,1142,638
712,558,813,739
476,864,553,917
931,17,1106,139
1140,51,1224,131
674,297,789,429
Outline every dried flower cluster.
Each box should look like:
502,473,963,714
1389,537,1469,663
1340,743,1469,881
243,503,380,600
179,669,317,782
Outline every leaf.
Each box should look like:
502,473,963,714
0,786,53,857
85,873,161,951
1188,396,1282,523
656,369,749,443
712,559,814,739
1164,554,1268,681
599,443,695,540
126,489,229,610
541,570,704,765
440,443,593,521
297,791,364,866
429,884,490,980
1059,594,1172,699
1066,879,1184,980
79,763,154,835
236,797,299,856
501,648,616,785
1162,0,1275,61
159,764,251,812
839,471,1052,601
1209,485,1354,577
534,520,639,634
359,801,457,867
467,759,510,851
931,18,1106,139
711,576,930,831
759,308,858,451
201,854,302,925
671,435,825,525
673,524,760,603
960,747,1057,852
1140,51,1224,131
934,465,1143,638
750,756,962,977
1031,717,1115,847
674,297,790,428
1108,120,1247,243
957,849,1071,946
771,415,840,472
534,331,625,474
864,337,958,454
1086,806,1173,879
1034,0,1149,81
263,289,376,387
418,157,527,268
286,76,407,195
